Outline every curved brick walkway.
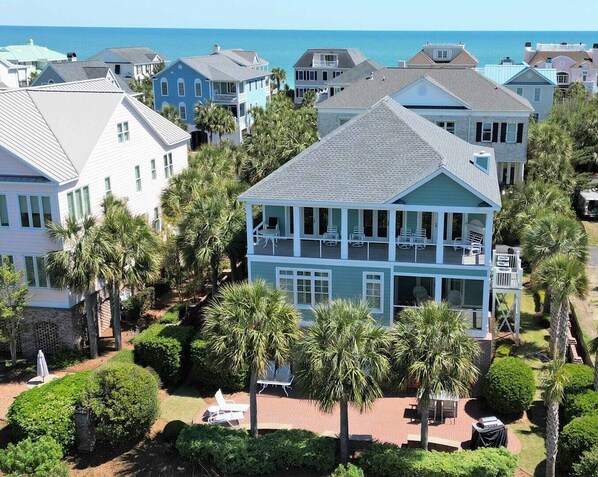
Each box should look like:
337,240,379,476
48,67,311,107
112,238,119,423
195,390,521,454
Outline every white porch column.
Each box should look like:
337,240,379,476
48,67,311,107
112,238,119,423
245,203,254,255
484,213,494,265
388,209,396,262
435,212,445,264
482,276,490,335
293,206,301,257
434,277,442,303
341,208,348,260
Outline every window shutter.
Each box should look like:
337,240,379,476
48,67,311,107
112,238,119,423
516,123,524,143
492,123,499,142
314,71,318,81
500,123,507,143
476,122,482,142
295,71,299,81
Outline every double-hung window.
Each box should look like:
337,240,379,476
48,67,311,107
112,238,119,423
150,159,157,179
164,153,174,178
0,254,13,267
363,272,384,313
194,80,202,97
277,269,331,308
135,166,142,192
505,123,517,143
117,122,130,143
161,79,168,96
177,79,185,96
436,121,455,134
104,177,112,196
0,195,9,227
24,255,50,288
516,87,524,96
481,122,493,142
435,50,449,59
66,187,91,220
179,103,187,120
153,207,161,232
533,88,541,102
19,195,52,228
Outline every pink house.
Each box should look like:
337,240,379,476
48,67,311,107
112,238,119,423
525,42,598,95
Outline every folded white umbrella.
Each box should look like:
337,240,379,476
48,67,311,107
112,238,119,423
37,350,50,383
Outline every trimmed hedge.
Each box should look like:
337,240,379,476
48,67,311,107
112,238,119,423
159,303,186,324
359,443,518,477
176,425,336,476
80,363,160,445
563,389,598,422
7,371,91,449
483,357,535,415
162,420,188,443
132,324,194,384
0,436,69,477
331,463,365,477
189,337,249,392
563,364,594,398
572,447,598,477
559,413,598,472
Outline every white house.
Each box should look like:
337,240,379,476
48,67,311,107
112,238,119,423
0,79,190,357
88,47,168,80
0,58,28,89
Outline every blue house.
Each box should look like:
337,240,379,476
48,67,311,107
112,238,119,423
152,46,270,147
239,97,523,371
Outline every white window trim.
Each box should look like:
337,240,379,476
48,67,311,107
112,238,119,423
363,271,384,314
117,121,130,143
18,194,52,229
164,153,174,178
104,177,111,196
533,87,541,102
275,267,332,309
481,122,493,143
516,87,524,96
177,78,185,97
23,254,51,289
179,102,187,120
150,159,157,180
161,78,168,96
194,79,202,97
505,123,517,143
0,194,10,228
135,165,142,192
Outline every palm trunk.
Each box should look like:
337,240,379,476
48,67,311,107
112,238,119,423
594,350,598,392
211,254,219,296
549,299,561,359
556,300,569,362
339,397,349,465
545,399,559,477
84,291,98,359
419,395,430,450
110,281,123,351
533,291,542,313
543,291,552,314
249,367,258,437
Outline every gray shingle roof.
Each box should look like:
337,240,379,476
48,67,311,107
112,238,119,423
327,59,385,86
88,47,167,65
240,97,500,207
177,55,270,82
217,49,268,67
318,67,533,112
294,48,368,68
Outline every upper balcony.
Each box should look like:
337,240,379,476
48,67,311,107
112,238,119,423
491,250,523,290
312,59,339,68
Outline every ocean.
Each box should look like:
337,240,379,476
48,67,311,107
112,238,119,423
1,26,596,86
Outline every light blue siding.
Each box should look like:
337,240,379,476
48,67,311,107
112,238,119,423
401,173,483,207
393,265,488,278
264,205,286,234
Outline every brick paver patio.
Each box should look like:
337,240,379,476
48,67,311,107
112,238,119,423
194,389,521,454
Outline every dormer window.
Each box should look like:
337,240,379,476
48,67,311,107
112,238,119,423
473,152,491,174
435,49,450,60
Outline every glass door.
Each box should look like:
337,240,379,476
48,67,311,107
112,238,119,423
303,207,315,236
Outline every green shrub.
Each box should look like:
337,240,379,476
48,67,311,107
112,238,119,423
189,337,249,392
122,287,155,321
572,447,598,477
162,420,188,443
559,413,598,472
159,303,186,324
176,425,336,476
50,346,87,368
483,357,535,415
331,463,365,477
7,371,90,448
132,324,194,384
563,390,598,422
359,443,518,477
108,348,134,364
0,436,69,477
80,363,159,445
563,364,594,398
494,344,512,359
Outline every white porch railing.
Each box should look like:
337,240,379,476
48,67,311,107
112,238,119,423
213,93,238,103
491,250,523,290
312,60,339,67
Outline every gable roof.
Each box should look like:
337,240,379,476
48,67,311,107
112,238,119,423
317,67,533,112
240,97,500,208
449,50,479,66
88,47,166,65
0,58,28,71
172,55,269,82
294,48,367,68
327,59,385,86
527,50,592,67
217,49,268,67
406,45,478,67
480,64,557,85
0,79,189,183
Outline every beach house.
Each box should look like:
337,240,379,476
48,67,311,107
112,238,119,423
0,58,28,89
327,59,384,98
240,97,521,372
317,67,534,186
0,39,67,77
152,46,271,147
524,42,598,95
88,47,168,80
478,59,556,121
0,79,189,357
293,48,368,104
405,43,479,68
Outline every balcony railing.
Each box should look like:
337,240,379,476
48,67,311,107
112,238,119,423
491,250,523,290
213,93,238,102
312,60,339,68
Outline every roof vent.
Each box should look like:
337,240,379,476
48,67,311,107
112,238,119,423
472,151,491,174
67,52,77,62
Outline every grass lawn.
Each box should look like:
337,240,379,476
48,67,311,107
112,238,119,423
160,386,206,424
581,219,598,246
107,349,134,364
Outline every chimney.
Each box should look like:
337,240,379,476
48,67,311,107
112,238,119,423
524,42,534,63
213,44,221,53
546,57,552,68
397,60,406,68
67,52,77,62
525,42,531,48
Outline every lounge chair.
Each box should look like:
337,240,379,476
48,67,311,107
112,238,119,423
215,389,250,413
208,410,245,426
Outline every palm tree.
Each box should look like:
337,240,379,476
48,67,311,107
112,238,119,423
270,67,286,92
45,217,111,358
203,280,300,437
391,301,479,450
587,327,598,391
100,197,161,350
129,77,154,108
194,101,236,143
536,254,589,360
542,359,569,477
295,299,390,465
160,104,189,131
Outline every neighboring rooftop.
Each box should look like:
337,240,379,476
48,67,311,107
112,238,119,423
479,63,557,85
0,39,66,64
318,67,533,112
525,42,598,67
88,46,167,65
175,54,270,82
213,45,268,68
406,43,479,67
240,97,500,207
327,59,385,86
294,48,368,69
0,79,189,184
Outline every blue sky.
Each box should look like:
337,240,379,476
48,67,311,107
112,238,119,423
1,0,596,30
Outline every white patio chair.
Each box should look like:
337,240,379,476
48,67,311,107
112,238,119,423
323,225,339,246
398,228,412,249
215,389,249,413
349,226,365,247
441,400,457,424
413,228,427,250
208,410,245,426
